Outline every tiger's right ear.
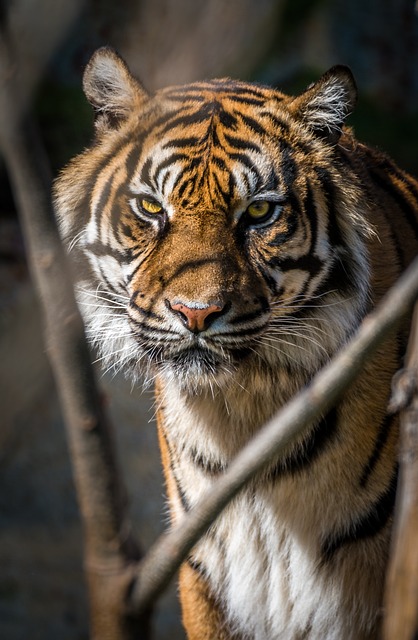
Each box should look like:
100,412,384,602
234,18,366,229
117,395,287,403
83,47,149,132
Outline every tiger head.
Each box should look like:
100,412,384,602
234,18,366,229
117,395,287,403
55,47,373,393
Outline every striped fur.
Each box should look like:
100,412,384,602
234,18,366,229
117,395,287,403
54,48,418,639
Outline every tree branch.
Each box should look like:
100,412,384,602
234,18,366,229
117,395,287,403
129,256,418,614
0,27,151,640
383,302,418,639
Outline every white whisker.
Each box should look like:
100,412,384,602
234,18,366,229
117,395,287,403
67,230,85,252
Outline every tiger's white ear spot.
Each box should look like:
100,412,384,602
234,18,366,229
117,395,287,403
290,66,357,143
83,47,149,131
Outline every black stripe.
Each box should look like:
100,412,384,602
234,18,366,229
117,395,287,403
229,307,268,326
369,168,418,241
163,136,200,149
268,253,323,276
128,316,178,339
226,95,266,106
123,246,156,284
156,99,232,138
228,171,236,201
177,177,194,202
95,265,125,299
360,413,395,487
224,133,261,154
152,152,189,179
128,296,162,319
209,83,270,98
259,265,281,294
310,167,362,299
218,109,238,130
239,113,267,137
212,171,232,208
264,166,280,192
313,251,357,298
263,112,290,134
364,148,418,204
229,153,263,188
186,556,209,578
84,240,124,261
110,144,144,231
304,181,318,246
314,167,345,248
278,140,298,185
269,193,301,247
213,125,225,149
157,108,214,136
190,448,225,475
111,186,128,233
139,157,152,185
93,174,113,224
266,212,298,247
160,167,172,194
160,428,190,512
121,223,134,239
268,407,338,480
321,468,398,563
211,154,227,172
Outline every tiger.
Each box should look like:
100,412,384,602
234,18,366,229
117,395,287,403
54,46,418,640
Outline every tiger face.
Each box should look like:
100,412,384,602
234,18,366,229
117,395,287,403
55,48,372,393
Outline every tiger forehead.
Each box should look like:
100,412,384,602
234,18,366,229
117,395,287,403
134,82,290,210
153,78,289,137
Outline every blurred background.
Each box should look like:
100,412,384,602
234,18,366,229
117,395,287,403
0,1,417,638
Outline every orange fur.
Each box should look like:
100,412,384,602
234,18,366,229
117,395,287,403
54,48,418,639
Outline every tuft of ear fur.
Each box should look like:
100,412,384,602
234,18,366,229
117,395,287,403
83,47,149,132
289,66,357,143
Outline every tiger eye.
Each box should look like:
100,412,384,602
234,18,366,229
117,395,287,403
246,201,271,219
141,198,163,214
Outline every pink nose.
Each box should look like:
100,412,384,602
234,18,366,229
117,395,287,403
168,301,225,333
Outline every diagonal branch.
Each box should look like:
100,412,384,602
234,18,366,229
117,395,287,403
129,256,418,614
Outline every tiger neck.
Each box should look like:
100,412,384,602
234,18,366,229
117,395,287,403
157,361,306,464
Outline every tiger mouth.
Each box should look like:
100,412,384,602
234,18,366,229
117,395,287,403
169,346,223,372
154,342,252,382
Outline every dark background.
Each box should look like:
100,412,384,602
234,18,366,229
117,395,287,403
1,1,417,638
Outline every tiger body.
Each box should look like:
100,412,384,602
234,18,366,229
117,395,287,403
54,48,418,639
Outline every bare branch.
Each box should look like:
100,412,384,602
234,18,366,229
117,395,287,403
0,27,151,640
129,256,418,614
383,302,418,639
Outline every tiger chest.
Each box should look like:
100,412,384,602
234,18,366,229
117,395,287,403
159,387,384,640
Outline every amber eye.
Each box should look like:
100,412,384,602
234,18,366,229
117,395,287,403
244,200,281,227
140,197,163,214
246,201,271,219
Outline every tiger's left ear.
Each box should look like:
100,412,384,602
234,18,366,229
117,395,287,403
288,66,357,144
83,47,149,132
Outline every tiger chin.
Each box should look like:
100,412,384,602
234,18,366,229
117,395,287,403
54,47,418,640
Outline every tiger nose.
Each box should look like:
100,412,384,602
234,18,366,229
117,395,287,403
167,300,226,333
